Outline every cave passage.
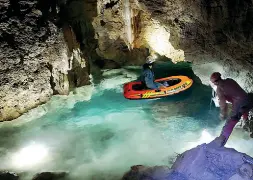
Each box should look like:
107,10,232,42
0,60,252,180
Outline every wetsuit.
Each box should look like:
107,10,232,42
217,78,253,142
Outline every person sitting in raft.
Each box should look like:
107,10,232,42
209,72,253,147
141,56,168,90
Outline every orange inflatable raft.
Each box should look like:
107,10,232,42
123,75,193,100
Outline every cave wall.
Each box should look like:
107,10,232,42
92,0,186,65
0,0,90,121
63,0,98,59
91,0,253,91
136,0,253,91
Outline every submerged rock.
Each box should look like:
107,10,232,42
32,172,68,180
123,142,253,180
0,171,19,180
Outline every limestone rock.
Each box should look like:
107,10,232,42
93,0,154,65
0,171,19,180
0,1,90,121
32,172,68,180
172,143,253,180
122,165,185,180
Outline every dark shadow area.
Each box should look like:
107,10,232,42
57,0,103,81
105,0,120,9
7,0,21,16
59,0,97,52
94,59,121,69
37,0,57,23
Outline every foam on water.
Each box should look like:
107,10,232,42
98,69,138,93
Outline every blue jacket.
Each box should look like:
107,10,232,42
141,64,160,90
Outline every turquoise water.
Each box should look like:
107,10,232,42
0,61,252,180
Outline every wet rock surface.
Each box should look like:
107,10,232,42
0,171,69,180
123,143,253,180
32,172,68,180
0,171,19,180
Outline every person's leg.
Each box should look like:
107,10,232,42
146,82,160,90
221,118,238,137
210,118,238,147
154,82,164,89
219,103,241,146
163,81,169,87
219,99,253,145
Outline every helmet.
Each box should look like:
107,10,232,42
146,56,155,64
210,72,221,83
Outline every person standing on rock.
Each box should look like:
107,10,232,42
141,56,168,90
210,72,253,146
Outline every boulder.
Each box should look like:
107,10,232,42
123,142,253,180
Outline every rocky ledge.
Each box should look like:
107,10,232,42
0,171,68,180
123,142,253,180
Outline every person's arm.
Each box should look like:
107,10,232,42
217,88,228,120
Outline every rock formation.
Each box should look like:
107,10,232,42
0,171,68,180
32,172,68,180
92,0,185,65
0,171,18,180
139,0,253,91
0,0,90,121
123,142,253,180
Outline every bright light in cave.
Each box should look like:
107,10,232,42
11,142,49,169
147,26,171,55
145,22,185,62
185,129,214,150
200,129,214,143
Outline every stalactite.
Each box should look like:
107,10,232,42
132,9,141,48
123,0,133,49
